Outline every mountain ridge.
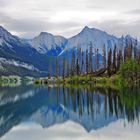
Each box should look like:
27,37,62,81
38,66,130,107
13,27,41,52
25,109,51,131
0,25,139,54
0,25,139,76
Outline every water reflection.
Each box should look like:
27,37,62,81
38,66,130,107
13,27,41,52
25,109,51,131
1,121,140,140
0,85,140,139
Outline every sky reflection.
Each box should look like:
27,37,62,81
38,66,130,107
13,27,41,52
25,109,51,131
1,119,140,140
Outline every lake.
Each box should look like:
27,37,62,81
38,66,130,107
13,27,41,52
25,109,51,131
0,85,140,140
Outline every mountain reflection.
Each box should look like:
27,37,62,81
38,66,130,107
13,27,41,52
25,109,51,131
0,85,140,138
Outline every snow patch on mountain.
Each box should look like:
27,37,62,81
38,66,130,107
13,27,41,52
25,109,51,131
65,26,119,52
0,37,13,49
0,26,20,44
0,25,139,57
0,57,39,71
29,32,67,54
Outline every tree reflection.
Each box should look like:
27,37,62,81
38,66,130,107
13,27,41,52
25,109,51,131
0,85,140,137
56,85,140,125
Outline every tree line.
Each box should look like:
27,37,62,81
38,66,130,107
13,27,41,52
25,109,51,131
48,37,140,79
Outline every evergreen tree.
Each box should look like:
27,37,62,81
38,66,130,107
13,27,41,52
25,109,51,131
71,51,76,76
103,44,106,68
66,59,70,77
107,48,112,77
113,44,117,72
121,35,125,62
117,50,123,71
125,39,133,59
96,48,99,70
89,42,93,73
48,61,52,79
81,51,84,74
77,48,82,74
137,49,140,65
55,57,59,78
76,58,80,75
86,49,89,74
134,39,138,59
62,57,66,79
120,59,140,82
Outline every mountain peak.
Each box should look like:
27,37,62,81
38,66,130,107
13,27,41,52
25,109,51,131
0,26,11,39
0,26,5,30
82,26,91,32
0,26,8,34
81,26,104,34
125,34,133,39
39,32,52,37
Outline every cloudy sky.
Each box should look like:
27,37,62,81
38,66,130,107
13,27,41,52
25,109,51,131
0,0,140,39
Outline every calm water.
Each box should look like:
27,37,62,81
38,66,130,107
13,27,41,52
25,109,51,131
0,85,140,140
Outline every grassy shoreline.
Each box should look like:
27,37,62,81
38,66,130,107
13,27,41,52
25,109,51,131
0,76,21,87
0,76,34,87
34,73,140,89
34,74,125,89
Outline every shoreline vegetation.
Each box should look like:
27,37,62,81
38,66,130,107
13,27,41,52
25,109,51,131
35,39,140,88
34,74,139,89
1,39,140,89
0,76,21,87
0,76,34,87
34,58,140,89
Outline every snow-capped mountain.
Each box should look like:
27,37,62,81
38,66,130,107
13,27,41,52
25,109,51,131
0,25,139,56
61,26,139,55
0,26,52,76
65,26,119,52
0,26,17,42
0,25,139,76
28,32,67,55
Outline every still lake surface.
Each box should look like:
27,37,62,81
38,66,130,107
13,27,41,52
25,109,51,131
0,85,140,140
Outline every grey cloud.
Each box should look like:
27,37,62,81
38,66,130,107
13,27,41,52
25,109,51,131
124,9,140,15
0,0,140,39
0,0,8,7
90,19,140,40
0,12,82,38
0,12,47,33
85,0,104,10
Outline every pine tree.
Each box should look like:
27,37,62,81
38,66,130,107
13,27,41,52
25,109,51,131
134,39,138,59
113,44,117,72
89,42,93,73
128,40,133,59
55,57,59,78
86,49,89,74
76,58,80,75
107,48,112,77
48,60,52,79
103,44,106,68
121,35,125,62
66,59,70,77
77,48,81,74
65,50,69,77
138,50,140,65
62,57,66,79
96,48,99,70
81,51,84,74
125,39,133,59
71,51,76,76
117,50,122,71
